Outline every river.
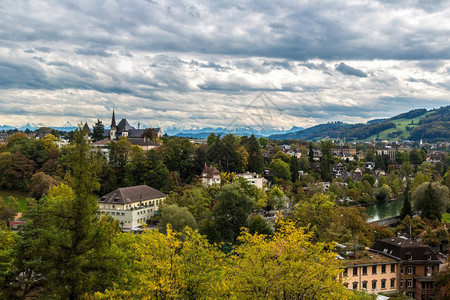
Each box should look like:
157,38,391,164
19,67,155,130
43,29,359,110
364,199,404,222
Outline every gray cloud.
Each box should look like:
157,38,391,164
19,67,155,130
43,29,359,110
335,63,368,77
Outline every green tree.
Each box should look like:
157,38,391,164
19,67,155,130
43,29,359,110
158,204,198,233
0,197,18,227
108,137,135,186
141,128,158,142
271,158,291,181
0,225,17,298
213,182,254,243
91,119,105,142
308,142,314,163
162,137,196,182
413,182,449,221
16,128,122,299
247,215,272,236
400,180,413,219
245,134,264,174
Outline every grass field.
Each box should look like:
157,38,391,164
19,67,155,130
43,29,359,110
0,189,29,213
442,212,450,223
362,111,432,142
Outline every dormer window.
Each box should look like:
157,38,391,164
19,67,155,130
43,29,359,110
100,197,106,202
405,252,412,260
114,197,120,202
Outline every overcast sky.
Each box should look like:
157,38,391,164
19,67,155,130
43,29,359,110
1,0,449,130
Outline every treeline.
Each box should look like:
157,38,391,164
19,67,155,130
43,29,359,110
390,108,428,120
345,121,396,140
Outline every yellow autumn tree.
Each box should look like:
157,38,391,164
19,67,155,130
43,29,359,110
226,216,355,299
92,226,227,299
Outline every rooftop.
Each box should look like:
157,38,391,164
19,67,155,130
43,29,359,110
98,185,166,205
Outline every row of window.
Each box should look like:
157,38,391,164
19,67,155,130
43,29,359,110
108,211,125,216
136,209,153,215
348,264,396,276
352,278,395,291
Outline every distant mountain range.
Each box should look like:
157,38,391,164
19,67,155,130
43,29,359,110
269,106,450,142
166,126,305,139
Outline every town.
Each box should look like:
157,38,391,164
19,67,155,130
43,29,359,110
0,106,449,299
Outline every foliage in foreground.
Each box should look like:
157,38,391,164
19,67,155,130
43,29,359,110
93,218,356,300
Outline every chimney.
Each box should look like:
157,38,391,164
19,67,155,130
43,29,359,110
138,122,140,129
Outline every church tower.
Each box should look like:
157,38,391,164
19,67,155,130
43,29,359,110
110,109,117,140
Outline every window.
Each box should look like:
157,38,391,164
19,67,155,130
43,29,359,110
400,280,403,288
406,253,412,260
407,266,413,275
426,254,432,260
362,266,367,275
381,279,386,290
372,281,377,290
391,278,395,288
353,267,358,276
407,279,413,287
372,265,377,274
343,268,348,276
426,266,432,276
381,265,386,273
362,281,367,290
391,264,395,273
352,282,357,290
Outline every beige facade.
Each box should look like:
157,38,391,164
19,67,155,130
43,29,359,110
340,252,399,294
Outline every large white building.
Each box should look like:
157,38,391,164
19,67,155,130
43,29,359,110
97,185,166,229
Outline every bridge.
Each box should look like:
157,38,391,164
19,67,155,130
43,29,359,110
369,216,401,227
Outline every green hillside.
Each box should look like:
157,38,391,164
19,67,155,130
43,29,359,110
361,111,433,142
269,106,449,142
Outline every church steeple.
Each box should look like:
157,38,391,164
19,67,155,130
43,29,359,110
111,109,116,128
110,109,117,140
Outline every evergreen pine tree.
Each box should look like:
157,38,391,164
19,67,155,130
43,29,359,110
400,180,412,219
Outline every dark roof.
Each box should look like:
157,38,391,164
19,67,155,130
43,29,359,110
117,118,134,132
98,185,166,204
128,129,145,138
83,122,92,134
128,138,159,147
202,164,220,178
371,237,440,263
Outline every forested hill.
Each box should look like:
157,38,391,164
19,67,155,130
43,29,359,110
269,105,450,142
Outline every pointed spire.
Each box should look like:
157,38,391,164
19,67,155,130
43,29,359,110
111,109,116,128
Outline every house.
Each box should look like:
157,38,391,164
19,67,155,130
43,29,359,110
371,237,441,299
236,172,266,189
201,164,221,186
339,250,399,294
340,237,441,299
97,185,166,230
